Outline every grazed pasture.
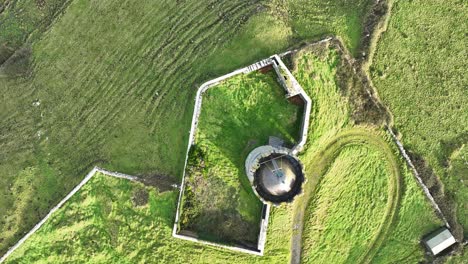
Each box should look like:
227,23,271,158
0,0,375,254
2,42,443,263
369,0,468,236
293,48,441,263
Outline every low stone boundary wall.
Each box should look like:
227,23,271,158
0,50,314,262
0,167,140,263
270,54,312,155
173,52,314,255
387,128,450,227
173,63,268,256
173,204,270,256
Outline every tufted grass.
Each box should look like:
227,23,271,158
369,0,468,235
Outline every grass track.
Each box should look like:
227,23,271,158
292,128,401,263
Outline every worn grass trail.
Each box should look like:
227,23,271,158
291,128,401,264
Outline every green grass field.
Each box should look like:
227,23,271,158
0,0,375,254
369,0,467,235
2,43,445,264
178,71,301,244
4,172,295,263
2,0,462,262
291,47,442,263
301,145,391,263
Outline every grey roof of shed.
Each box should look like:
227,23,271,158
422,228,456,255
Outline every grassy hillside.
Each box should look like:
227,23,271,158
301,145,391,263
4,173,294,263
369,0,467,235
3,43,444,264
292,47,442,263
0,0,375,254
179,71,301,244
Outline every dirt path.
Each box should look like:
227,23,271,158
290,128,402,264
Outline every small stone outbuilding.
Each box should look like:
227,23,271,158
422,227,456,255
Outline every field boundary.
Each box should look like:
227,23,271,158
386,127,450,226
172,49,315,255
357,0,453,231
0,166,141,263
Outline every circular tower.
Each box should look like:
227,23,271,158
245,145,304,204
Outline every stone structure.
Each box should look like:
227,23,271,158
245,145,304,205
173,50,313,255
422,227,457,255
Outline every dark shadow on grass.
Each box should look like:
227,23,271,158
137,173,177,193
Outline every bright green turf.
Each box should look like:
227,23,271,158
369,0,467,234
179,71,301,244
293,46,351,147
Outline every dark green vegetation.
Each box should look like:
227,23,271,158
0,0,68,65
291,48,441,263
369,0,468,237
0,0,375,254
5,172,295,263
179,71,301,245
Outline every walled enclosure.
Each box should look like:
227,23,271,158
172,49,313,255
